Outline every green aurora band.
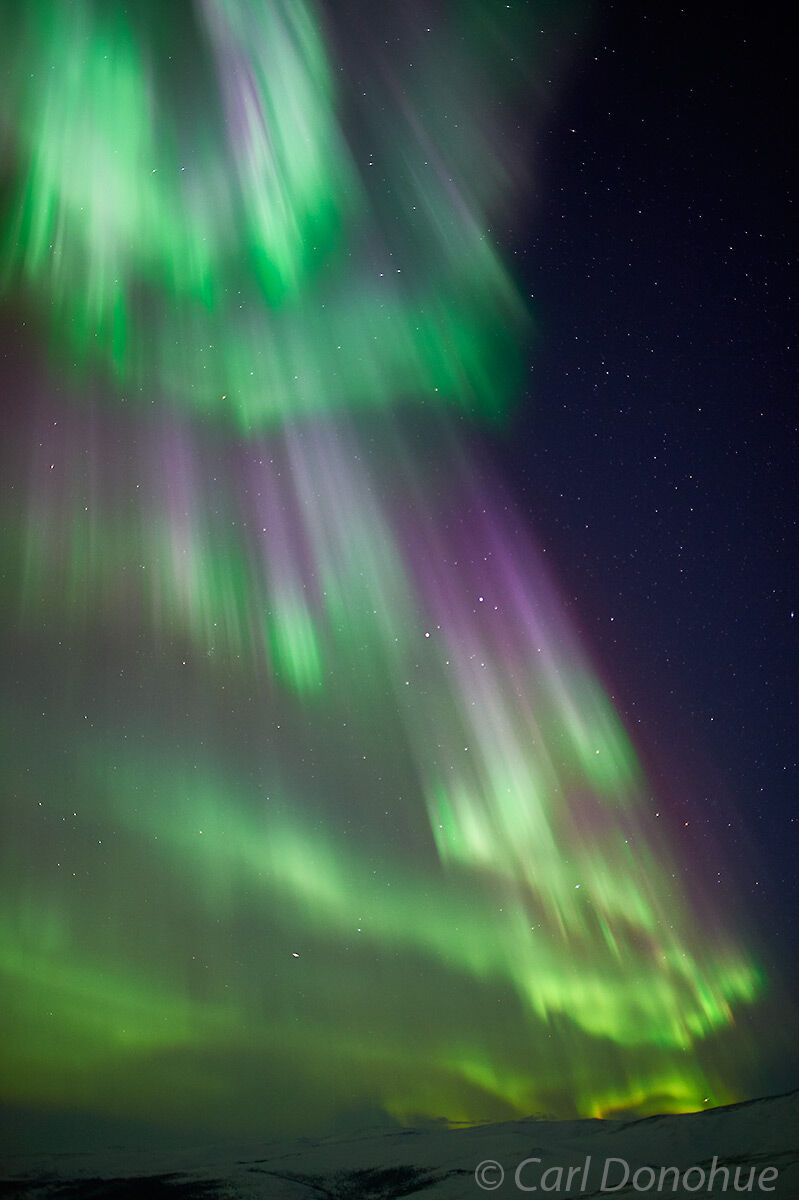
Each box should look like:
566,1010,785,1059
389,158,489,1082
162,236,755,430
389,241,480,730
0,0,772,1137
2,0,526,427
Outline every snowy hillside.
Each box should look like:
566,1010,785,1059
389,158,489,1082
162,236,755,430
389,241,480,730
2,1089,797,1198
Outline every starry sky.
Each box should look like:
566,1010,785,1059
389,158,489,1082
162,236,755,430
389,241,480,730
0,0,795,1153
503,0,796,1027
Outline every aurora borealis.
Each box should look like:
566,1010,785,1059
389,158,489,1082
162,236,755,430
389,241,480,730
0,0,793,1148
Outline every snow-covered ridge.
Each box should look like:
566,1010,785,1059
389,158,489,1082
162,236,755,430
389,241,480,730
3,1088,797,1198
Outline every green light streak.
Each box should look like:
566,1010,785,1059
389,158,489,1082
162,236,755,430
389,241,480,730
0,0,773,1136
1,0,528,427
85,754,762,1053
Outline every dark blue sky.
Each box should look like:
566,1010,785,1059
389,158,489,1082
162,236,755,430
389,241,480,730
500,2,796,1042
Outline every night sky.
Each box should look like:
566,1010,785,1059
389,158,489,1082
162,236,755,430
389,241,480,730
0,0,795,1154
506,0,796,1021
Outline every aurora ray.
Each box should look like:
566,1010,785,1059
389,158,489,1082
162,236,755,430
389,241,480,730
0,0,781,1143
